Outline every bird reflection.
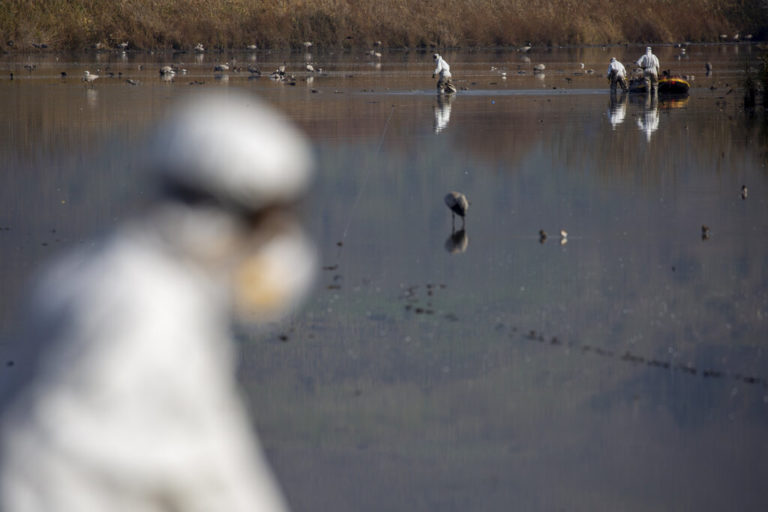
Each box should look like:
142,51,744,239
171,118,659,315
0,91,315,512
85,88,98,108
445,228,469,254
433,93,454,134
636,93,659,142
608,90,628,129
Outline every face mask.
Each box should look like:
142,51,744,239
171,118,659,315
231,214,316,327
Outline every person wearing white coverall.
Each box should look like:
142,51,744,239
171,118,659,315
606,57,628,93
636,46,660,94
432,53,456,94
0,91,317,512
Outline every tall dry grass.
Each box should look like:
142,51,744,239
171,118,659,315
0,0,765,51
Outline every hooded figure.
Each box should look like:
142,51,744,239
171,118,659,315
636,46,660,94
606,57,628,93
432,53,456,94
0,91,316,512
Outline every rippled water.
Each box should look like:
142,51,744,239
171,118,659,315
2,44,768,511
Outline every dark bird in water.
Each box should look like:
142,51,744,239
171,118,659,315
444,191,469,227
741,185,748,200
539,230,547,243
701,225,711,240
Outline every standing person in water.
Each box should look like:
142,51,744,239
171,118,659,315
636,46,660,94
432,53,456,94
606,57,628,93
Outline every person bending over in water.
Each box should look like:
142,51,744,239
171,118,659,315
606,57,628,93
432,53,457,94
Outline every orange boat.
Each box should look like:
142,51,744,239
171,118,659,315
629,76,690,95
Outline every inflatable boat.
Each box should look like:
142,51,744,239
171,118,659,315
629,76,690,95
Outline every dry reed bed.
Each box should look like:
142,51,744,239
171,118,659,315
0,0,764,51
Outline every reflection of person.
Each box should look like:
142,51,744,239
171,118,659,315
606,57,628,92
432,53,456,94
0,92,316,512
637,93,659,141
433,93,454,134
636,46,660,94
608,91,628,129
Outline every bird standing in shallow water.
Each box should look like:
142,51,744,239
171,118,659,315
444,191,469,228
82,70,99,86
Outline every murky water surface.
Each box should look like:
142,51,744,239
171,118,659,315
2,45,768,511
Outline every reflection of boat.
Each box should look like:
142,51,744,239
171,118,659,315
629,76,690,96
659,96,690,109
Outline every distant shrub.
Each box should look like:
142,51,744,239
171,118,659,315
0,0,764,51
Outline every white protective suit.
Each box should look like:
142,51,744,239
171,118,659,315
432,53,456,94
636,47,660,93
606,57,628,92
433,53,451,79
0,91,317,512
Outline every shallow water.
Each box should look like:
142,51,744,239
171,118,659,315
2,44,768,511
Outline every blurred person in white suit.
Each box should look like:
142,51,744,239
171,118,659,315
0,90,317,512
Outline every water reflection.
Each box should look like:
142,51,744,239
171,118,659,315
444,228,468,254
607,90,628,129
85,87,98,108
433,93,454,134
636,93,659,141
